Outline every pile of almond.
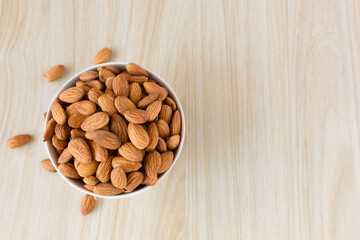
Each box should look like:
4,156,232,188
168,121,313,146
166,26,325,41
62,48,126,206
43,62,181,196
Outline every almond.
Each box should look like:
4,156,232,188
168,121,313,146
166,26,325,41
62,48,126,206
111,167,127,188
105,77,115,89
129,82,142,104
126,63,148,76
143,82,168,101
43,118,56,141
83,176,99,186
70,129,86,139
159,104,172,124
59,87,85,103
118,71,132,79
144,150,161,178
76,80,87,87
88,88,103,105
156,137,167,152
110,114,128,142
68,111,87,128
89,141,108,162
112,157,142,172
87,80,104,90
165,97,177,111
145,122,159,151
84,184,94,191
99,68,115,82
170,110,181,135
66,104,77,118
98,94,117,116
146,100,162,122
93,47,112,65
142,173,157,186
158,151,174,173
81,112,109,132
51,101,67,125
137,93,158,108
80,71,99,81
96,157,113,183
55,124,71,140
114,96,137,114
58,147,73,163
74,159,98,177
125,171,144,192
127,123,150,149
90,130,121,150
129,76,148,83
58,162,81,179
93,183,124,196
98,66,121,74
79,85,91,94
104,87,116,98
118,142,144,162
167,135,180,150
156,120,170,138
113,75,129,97
52,135,67,150
74,100,97,116
55,148,64,155
44,65,65,82
41,159,56,172
124,109,149,124
80,195,97,216
68,138,92,163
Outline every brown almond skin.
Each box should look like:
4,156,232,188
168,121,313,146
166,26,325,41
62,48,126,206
125,171,144,192
98,94,117,116
68,138,92,163
99,68,115,82
145,122,159,152
44,118,56,141
159,104,173,124
156,120,170,138
129,76,148,83
159,151,174,173
58,162,81,179
51,101,67,125
90,130,122,150
143,82,168,101
105,77,115,89
79,71,98,81
74,159,99,177
113,75,129,97
126,63,148,76
80,195,97,216
44,65,65,82
111,167,127,189
98,66,121,74
83,176,99,186
81,112,109,132
93,183,124,196
112,157,142,172
118,142,144,162
52,135,67,150
74,100,97,116
170,110,181,135
137,93,158,108
55,148,64,155
114,96,137,115
55,124,70,140
70,129,86,139
68,111,87,128
167,135,180,150
93,47,112,65
66,104,77,118
156,137,167,152
59,87,85,103
88,88,103,105
129,83,142,104
142,173,157,186
144,151,161,178
128,123,150,150
87,80,105,90
110,114,128,142
165,97,177,111
41,159,56,172
84,184,94,191
96,157,113,183
146,100,162,122
58,147,73,163
89,141,108,162
124,109,149,124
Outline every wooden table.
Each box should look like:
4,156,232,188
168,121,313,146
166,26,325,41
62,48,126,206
1,0,360,239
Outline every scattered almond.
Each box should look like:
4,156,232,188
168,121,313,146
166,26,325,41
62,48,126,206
44,65,65,82
41,159,56,172
93,48,112,65
80,195,97,216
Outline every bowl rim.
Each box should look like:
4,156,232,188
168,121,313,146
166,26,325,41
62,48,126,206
44,62,185,199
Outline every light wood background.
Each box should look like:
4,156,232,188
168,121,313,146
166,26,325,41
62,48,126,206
1,0,360,239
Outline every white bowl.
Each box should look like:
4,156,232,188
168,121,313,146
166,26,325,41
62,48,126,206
44,62,185,199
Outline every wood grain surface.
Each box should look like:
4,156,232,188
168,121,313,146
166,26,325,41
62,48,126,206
1,0,360,239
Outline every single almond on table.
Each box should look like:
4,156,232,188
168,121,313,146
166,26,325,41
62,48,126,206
112,157,142,172
156,137,167,152
146,100,162,122
145,122,159,151
125,171,144,192
41,159,56,172
55,124,71,141
58,147,73,163
114,96,137,114
44,118,56,141
144,150,161,178
143,82,168,101
44,65,65,82
156,120,170,138
105,77,115,89
88,88,103,105
110,114,128,142
90,130,121,150
98,94,117,116
81,112,109,132
170,110,181,135
98,66,121,74
89,141,108,162
80,194,97,216
59,87,85,103
111,167,127,188
124,109,149,124
118,142,144,162
68,138,92,163
126,63,148,76
74,100,97,116
137,93,158,108
166,135,180,150
99,68,115,83
165,97,177,111
79,71,98,81
128,123,150,149
52,135,68,150
158,151,174,173
93,183,124,196
58,162,81,179
83,176,99,186
129,82,142,104
74,159,99,177
70,129,86,139
159,104,172,124
51,101,67,125
113,75,129,97
96,157,113,183
93,47,112,65
87,80,104,90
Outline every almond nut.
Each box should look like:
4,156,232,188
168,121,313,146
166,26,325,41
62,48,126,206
143,82,168,101
128,123,150,149
156,120,170,138
59,87,85,103
99,68,115,82
93,183,124,196
125,171,144,192
126,63,148,76
129,83,142,104
113,75,129,97
88,88,103,105
55,124,71,140
68,138,92,163
158,151,174,173
74,159,99,177
111,167,127,188
156,137,167,152
144,150,161,178
83,176,99,186
80,71,99,81
146,100,162,122
51,101,67,125
159,104,172,124
165,97,177,111
80,194,97,216
93,48,112,65
74,100,97,116
90,130,122,150
124,109,149,124
114,96,137,114
58,162,81,179
81,112,109,132
89,140,108,162
118,142,144,162
166,135,180,150
58,147,73,163
112,157,142,172
44,65,65,82
110,114,128,142
170,110,181,135
98,94,117,116
137,93,158,108
96,157,113,183
43,118,56,141
41,159,56,172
